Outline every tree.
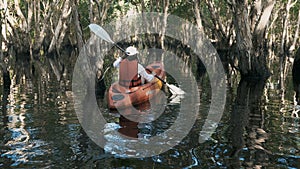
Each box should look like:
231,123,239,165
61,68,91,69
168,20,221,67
231,0,274,78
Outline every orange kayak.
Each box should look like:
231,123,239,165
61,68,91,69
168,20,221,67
107,62,165,109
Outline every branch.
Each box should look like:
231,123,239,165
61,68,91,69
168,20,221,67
288,0,298,8
33,1,53,51
48,0,72,53
205,0,227,39
253,0,275,39
249,0,262,32
14,0,28,31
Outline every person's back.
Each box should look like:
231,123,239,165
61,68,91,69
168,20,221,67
113,46,154,86
119,58,140,87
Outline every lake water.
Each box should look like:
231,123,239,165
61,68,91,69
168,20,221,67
0,54,299,168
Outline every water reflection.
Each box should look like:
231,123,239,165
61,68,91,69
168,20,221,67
229,78,270,168
103,90,176,158
1,44,300,168
0,51,82,168
1,74,49,167
227,76,300,169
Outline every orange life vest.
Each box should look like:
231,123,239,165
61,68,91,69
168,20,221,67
119,59,141,87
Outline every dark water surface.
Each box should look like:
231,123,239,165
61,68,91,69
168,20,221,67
0,55,300,168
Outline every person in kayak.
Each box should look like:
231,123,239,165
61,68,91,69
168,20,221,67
113,46,155,86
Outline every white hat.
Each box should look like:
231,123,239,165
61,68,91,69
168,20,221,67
125,46,139,56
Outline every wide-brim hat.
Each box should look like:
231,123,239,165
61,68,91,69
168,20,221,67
125,46,139,56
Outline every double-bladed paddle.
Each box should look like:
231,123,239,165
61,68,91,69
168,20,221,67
88,23,185,95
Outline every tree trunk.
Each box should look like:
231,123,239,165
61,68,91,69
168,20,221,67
0,7,3,59
14,0,28,32
289,10,300,52
279,0,297,88
232,0,271,78
48,0,72,54
89,0,94,23
160,0,169,49
232,0,253,76
32,1,54,51
73,0,84,49
194,0,203,31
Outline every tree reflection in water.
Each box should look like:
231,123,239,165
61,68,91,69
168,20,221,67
1,43,300,167
230,78,271,168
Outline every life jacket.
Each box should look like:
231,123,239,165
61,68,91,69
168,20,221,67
119,59,141,87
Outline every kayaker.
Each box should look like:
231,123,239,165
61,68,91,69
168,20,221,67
113,46,155,86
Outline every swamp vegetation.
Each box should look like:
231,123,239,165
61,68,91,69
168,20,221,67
0,0,300,168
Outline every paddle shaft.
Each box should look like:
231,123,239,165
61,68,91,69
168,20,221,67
114,43,127,54
155,75,167,84
155,75,185,94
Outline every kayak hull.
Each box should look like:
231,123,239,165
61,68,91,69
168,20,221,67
107,62,165,109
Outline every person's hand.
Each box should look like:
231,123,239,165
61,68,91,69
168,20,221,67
113,57,122,67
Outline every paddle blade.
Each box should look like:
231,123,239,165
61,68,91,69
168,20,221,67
167,84,185,95
89,24,114,44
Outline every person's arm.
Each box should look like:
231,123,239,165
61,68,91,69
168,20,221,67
113,57,122,68
138,64,154,82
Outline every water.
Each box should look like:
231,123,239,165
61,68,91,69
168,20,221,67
0,56,299,168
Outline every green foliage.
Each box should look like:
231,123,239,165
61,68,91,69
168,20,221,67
78,0,90,28
170,1,194,21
